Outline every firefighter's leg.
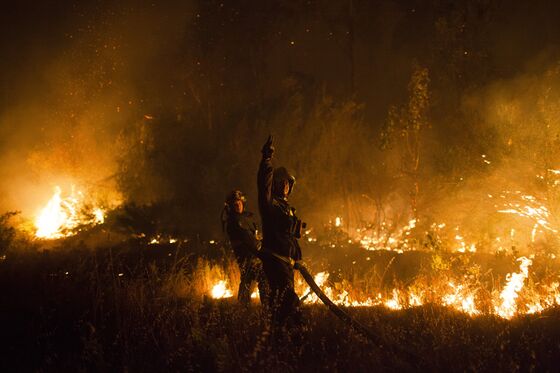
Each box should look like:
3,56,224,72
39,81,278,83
255,259,270,306
237,257,252,305
276,268,302,328
262,257,283,326
262,258,301,329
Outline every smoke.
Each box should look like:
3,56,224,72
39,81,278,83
3,0,560,244
0,1,195,217
421,54,560,252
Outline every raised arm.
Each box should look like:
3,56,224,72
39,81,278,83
258,135,274,214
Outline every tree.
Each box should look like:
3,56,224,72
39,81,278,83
382,65,430,218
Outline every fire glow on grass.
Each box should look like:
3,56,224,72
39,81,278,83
285,190,560,318
168,181,560,319
202,253,559,318
293,256,558,319
201,194,560,318
35,186,105,239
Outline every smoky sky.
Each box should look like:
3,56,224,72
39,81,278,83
2,0,560,239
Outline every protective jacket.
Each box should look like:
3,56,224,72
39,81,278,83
226,211,259,260
257,158,302,261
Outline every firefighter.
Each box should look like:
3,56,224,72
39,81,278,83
222,190,268,305
257,135,305,329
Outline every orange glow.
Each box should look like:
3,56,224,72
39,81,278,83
211,280,233,299
35,186,105,239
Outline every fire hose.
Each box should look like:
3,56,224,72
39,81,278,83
266,251,424,365
294,261,385,344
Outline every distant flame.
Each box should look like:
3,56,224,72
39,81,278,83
358,218,416,252
92,208,104,224
35,186,105,239
35,186,68,239
335,217,342,227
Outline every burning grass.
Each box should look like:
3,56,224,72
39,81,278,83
1,231,560,371
3,192,560,370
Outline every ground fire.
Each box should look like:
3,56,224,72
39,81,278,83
28,181,560,320
202,219,559,319
195,170,560,319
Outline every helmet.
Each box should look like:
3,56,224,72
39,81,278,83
225,190,246,206
272,167,296,196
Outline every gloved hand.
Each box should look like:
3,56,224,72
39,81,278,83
261,135,275,159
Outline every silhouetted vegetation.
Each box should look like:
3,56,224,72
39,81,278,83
1,235,559,372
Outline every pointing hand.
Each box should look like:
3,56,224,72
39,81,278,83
261,135,275,159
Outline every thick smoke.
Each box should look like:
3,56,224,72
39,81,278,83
429,59,560,252
0,1,195,217
2,1,560,243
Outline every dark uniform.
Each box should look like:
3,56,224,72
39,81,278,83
223,192,268,305
257,137,304,328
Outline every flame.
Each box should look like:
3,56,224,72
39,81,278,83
454,229,477,253
358,218,416,252
93,208,104,224
35,186,105,239
211,280,233,299
442,282,479,315
294,199,560,317
197,187,560,314
172,246,553,317
148,235,181,245
289,251,555,318
494,256,533,319
526,282,560,314
300,271,330,304
335,217,342,227
384,289,403,310
314,271,329,286
35,186,68,239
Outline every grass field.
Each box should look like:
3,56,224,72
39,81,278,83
1,234,559,372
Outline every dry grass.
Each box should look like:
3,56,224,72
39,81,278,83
0,237,559,372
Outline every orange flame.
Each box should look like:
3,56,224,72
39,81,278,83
210,280,233,299
35,186,105,239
